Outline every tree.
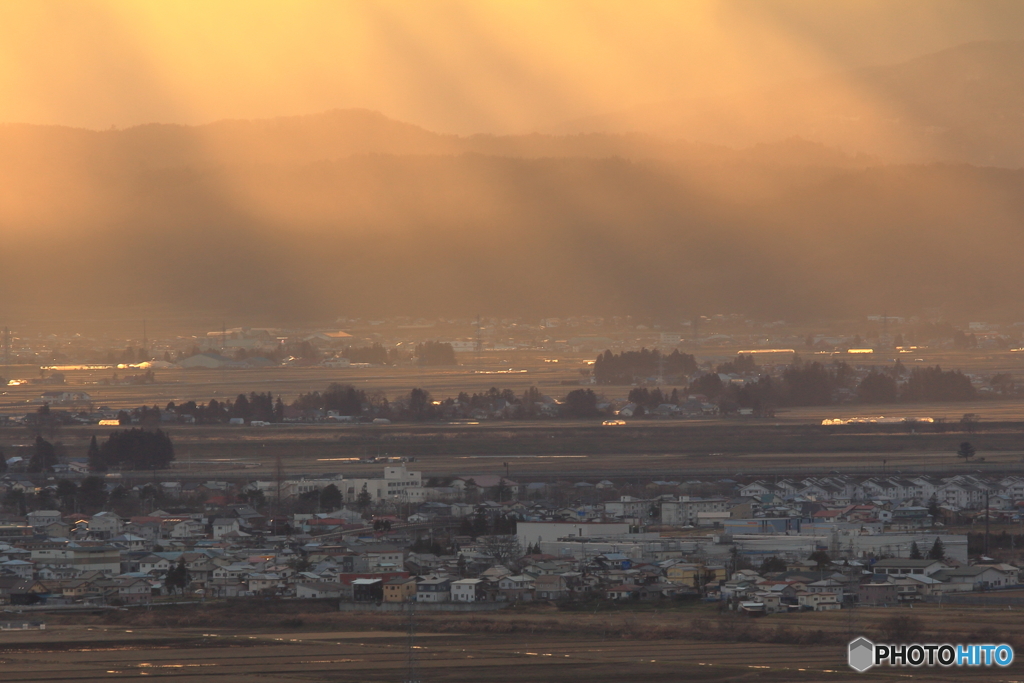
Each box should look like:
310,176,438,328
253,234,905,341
759,556,788,574
909,542,923,560
480,535,523,567
0,448,6,474
356,483,372,512
77,476,108,511
562,389,601,418
928,537,945,561
320,484,342,511
957,441,976,463
94,429,175,470
415,341,456,366
28,436,58,473
927,494,941,520
87,435,104,472
323,383,365,415
405,388,435,421
808,550,831,570
3,489,26,516
56,479,78,510
165,557,189,594
491,479,510,503
856,371,898,404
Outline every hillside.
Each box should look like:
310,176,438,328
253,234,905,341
556,41,1024,167
1,114,1022,323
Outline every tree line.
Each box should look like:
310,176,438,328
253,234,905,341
594,349,698,384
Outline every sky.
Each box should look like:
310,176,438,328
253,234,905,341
3,0,1024,134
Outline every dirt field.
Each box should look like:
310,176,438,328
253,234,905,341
7,601,1022,682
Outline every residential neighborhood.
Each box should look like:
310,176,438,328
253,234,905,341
0,464,1020,614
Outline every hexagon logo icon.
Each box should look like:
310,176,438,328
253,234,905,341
848,637,875,672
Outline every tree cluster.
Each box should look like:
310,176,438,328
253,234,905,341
594,349,697,384
415,341,456,366
343,343,390,365
90,429,175,471
627,387,681,411
293,383,367,415
902,366,976,402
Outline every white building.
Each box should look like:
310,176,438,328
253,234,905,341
342,466,423,503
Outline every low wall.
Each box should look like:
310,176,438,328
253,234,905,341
337,601,509,612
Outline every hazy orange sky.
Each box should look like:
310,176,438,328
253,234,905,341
3,0,1024,134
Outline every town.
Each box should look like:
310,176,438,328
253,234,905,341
1,460,1020,618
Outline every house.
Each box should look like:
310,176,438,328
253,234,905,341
534,574,569,600
606,584,642,600
296,581,343,599
352,578,384,602
0,578,49,605
27,510,63,528
796,591,841,611
451,578,488,602
416,577,451,603
931,566,1014,591
116,577,154,604
0,559,34,579
384,577,418,603
497,574,534,602
871,559,948,577
212,519,240,540
248,573,282,594
858,583,898,606
138,554,173,576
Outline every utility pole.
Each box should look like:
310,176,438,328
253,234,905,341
985,489,991,557
405,598,420,683
142,319,148,360
2,326,9,368
275,454,285,530
475,314,482,367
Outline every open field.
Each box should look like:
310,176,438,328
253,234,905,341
5,346,1024,414
4,346,1024,481
5,601,1022,682
5,418,1024,481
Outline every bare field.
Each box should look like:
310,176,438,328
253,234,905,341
5,347,1024,480
11,601,1024,682
6,418,1024,480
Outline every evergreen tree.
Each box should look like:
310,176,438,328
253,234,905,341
87,435,104,472
356,483,372,511
165,557,189,594
909,542,923,560
928,537,945,561
28,436,58,473
956,441,976,463
808,550,831,570
320,484,342,510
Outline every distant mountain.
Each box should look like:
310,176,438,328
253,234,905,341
555,41,1024,167
1,108,1022,325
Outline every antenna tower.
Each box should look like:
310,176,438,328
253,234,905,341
274,454,285,525
475,314,482,365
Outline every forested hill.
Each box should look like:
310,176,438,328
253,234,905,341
1,111,1023,323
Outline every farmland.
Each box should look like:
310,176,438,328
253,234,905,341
6,600,1022,682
